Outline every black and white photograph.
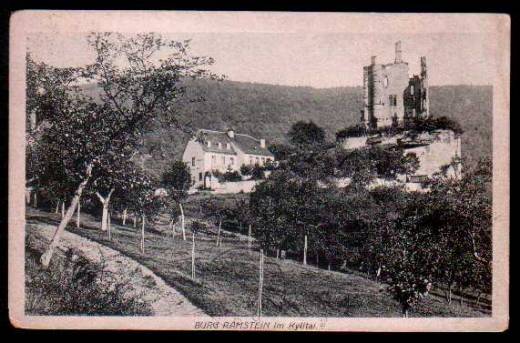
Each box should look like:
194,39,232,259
8,11,509,331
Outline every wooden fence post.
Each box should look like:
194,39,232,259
303,235,307,265
122,208,127,225
140,214,145,254
248,224,252,253
257,249,264,317
191,232,196,280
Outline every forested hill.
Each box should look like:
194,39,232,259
112,79,492,178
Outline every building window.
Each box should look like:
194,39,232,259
191,157,195,167
218,142,222,149
222,156,226,165
207,141,211,148
230,157,234,165
389,95,397,106
383,76,389,88
199,172,202,181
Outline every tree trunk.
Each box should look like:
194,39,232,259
61,201,65,218
25,190,31,205
33,192,38,208
76,199,81,229
133,214,136,228
276,249,280,259
216,219,222,247
316,252,319,266
96,189,114,232
40,164,93,268
140,213,145,254
179,203,186,241
328,263,331,271
122,208,127,225
303,235,307,265
101,204,108,232
55,200,59,214
108,211,112,241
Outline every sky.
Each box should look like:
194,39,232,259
25,13,500,88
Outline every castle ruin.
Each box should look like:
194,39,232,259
362,41,430,129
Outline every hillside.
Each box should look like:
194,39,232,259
82,80,492,177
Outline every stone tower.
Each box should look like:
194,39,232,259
361,41,430,129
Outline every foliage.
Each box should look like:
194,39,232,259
162,161,191,191
250,164,266,180
336,124,367,140
287,120,326,147
25,245,151,315
248,158,492,315
268,143,296,161
27,33,219,234
240,164,253,176
337,116,464,141
222,170,242,182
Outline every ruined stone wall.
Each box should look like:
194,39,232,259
403,130,461,178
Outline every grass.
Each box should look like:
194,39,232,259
25,228,152,316
26,207,487,317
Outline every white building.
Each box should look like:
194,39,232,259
182,128,275,188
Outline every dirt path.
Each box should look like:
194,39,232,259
28,221,209,317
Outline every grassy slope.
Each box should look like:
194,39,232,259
27,208,486,317
130,80,492,178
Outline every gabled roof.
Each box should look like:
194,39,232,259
194,129,274,157
234,133,273,157
196,130,237,155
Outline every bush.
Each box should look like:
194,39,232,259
190,220,209,234
251,164,265,180
25,245,152,315
223,170,242,182
336,116,463,141
336,124,367,140
240,164,253,176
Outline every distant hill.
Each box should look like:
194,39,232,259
82,80,492,178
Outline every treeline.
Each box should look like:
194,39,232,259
92,79,491,178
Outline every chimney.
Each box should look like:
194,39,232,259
395,41,402,63
371,56,377,65
227,129,235,139
260,139,266,148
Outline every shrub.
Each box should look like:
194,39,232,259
240,164,253,176
336,124,367,140
25,245,152,315
250,164,265,180
223,170,242,182
190,220,209,234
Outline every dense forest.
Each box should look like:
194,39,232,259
82,80,492,178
